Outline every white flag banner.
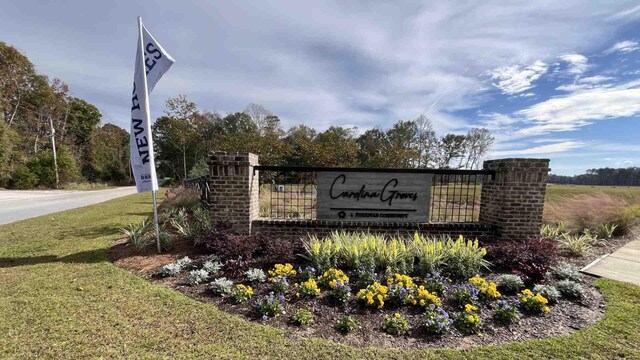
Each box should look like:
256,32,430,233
130,18,175,193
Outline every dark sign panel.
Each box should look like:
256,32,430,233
317,171,432,222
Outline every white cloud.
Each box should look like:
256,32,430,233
490,60,548,95
604,40,640,54
559,54,589,75
491,141,584,157
516,79,640,135
578,75,613,84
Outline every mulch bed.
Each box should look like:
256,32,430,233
108,234,622,350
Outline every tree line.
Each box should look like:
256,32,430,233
549,167,640,186
153,97,495,181
0,40,495,189
0,41,130,189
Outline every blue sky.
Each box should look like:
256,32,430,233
1,1,639,175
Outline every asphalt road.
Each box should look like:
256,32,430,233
0,187,138,225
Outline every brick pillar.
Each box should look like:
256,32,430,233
208,152,259,234
479,158,550,241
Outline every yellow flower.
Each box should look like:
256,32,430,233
543,306,550,313
465,304,478,313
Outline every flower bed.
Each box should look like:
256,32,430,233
112,231,604,350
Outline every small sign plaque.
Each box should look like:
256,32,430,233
317,171,432,222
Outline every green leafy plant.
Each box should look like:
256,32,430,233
557,279,585,299
423,272,448,295
383,312,409,335
518,289,550,314
596,223,618,240
330,280,352,305
255,292,285,319
121,220,151,251
301,235,338,272
533,284,561,303
335,316,358,333
210,277,234,295
294,278,320,299
159,230,175,251
423,305,451,335
456,304,482,334
494,299,521,324
540,222,567,238
495,274,525,293
452,283,479,306
176,256,193,269
270,276,289,294
231,284,253,303
291,309,313,326
558,233,592,256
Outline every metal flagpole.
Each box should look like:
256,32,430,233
137,16,162,253
152,190,161,253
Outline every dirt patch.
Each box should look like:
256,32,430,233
111,238,608,350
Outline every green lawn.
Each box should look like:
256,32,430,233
1,193,640,359
546,184,640,205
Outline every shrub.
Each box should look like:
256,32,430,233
423,272,448,295
356,282,388,309
533,284,561,303
356,265,377,288
255,292,285,319
202,229,258,260
494,299,521,324
452,283,480,306
551,263,582,282
330,280,352,305
176,256,193,269
296,266,316,282
558,233,592,256
11,165,38,189
202,260,222,276
485,237,558,284
468,275,501,300
295,278,320,299
383,313,410,336
231,284,254,303
557,279,585,299
302,235,339,272
518,289,550,314
495,274,525,293
291,309,313,325
318,268,349,288
335,316,358,333
441,236,490,279
257,234,295,263
161,263,182,277
456,304,482,334
187,269,210,286
169,208,197,241
210,277,234,295
158,230,175,251
540,222,567,238
411,233,447,275
245,268,267,283
121,220,151,251
596,223,618,240
268,263,297,279
410,285,441,307
423,305,451,335
270,276,289,294
223,257,249,277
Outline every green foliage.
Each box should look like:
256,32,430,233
494,300,521,325
382,313,409,336
230,284,253,303
202,260,222,276
158,230,175,251
188,157,209,179
596,223,618,240
423,306,451,335
12,145,79,188
121,220,151,251
244,268,267,283
334,316,358,333
10,164,38,189
455,304,482,334
187,269,210,286
291,309,313,326
161,263,182,277
558,233,592,256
